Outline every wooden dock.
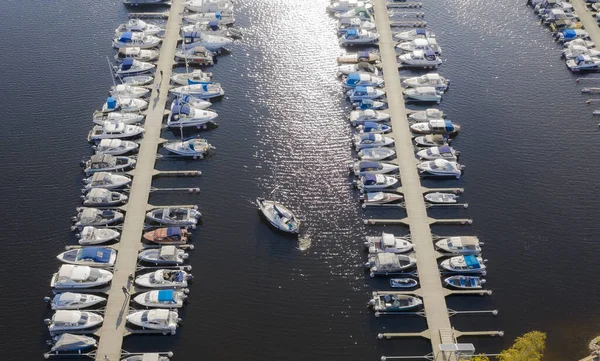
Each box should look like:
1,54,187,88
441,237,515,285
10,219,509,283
94,1,185,360
570,0,600,45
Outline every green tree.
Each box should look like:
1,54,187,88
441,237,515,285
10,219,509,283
498,331,546,361
468,356,489,361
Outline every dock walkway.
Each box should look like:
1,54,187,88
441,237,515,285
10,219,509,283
571,0,600,44
94,1,184,360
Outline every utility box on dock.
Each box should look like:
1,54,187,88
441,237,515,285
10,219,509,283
438,343,476,360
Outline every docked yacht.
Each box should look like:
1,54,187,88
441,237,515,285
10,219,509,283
408,108,445,122
171,95,212,112
368,294,422,312
398,50,442,68
338,17,376,35
440,255,486,273
133,290,187,308
77,226,120,245
88,122,145,142
167,105,218,129
402,73,449,91
339,29,379,46
135,269,192,289
110,84,150,98
93,139,139,155
181,31,233,52
47,311,103,334
171,70,213,86
146,207,202,226
116,47,160,62
435,236,481,254
349,109,390,124
169,83,225,98
358,147,396,161
328,0,372,13
566,54,600,71
403,86,443,103
183,11,236,26
72,207,124,227
138,246,189,265
57,247,116,267
352,98,387,110
343,73,384,88
114,58,155,76
425,192,459,204
354,133,394,150
143,227,190,245
123,355,171,361
116,19,163,36
83,172,132,190
555,28,590,42
82,188,128,206
361,191,403,207
562,38,595,49
101,96,148,113
346,86,385,101
444,275,485,289
365,253,417,277
256,197,300,234
51,265,113,289
397,38,442,55
164,138,215,158
184,0,233,13
93,111,145,125
416,145,458,161
417,159,464,178
353,161,399,176
563,44,600,59
410,119,460,136
336,7,373,21
174,46,215,65
393,28,435,42
355,174,399,192
181,20,242,38
414,134,450,147
357,122,392,134
337,51,380,64
127,309,180,334
390,278,418,288
113,32,161,49
121,75,154,86
48,293,106,310
48,333,97,353
364,233,412,254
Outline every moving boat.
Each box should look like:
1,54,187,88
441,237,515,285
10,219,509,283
133,290,187,308
256,197,300,234
183,11,236,26
424,192,459,204
184,0,234,13
555,28,589,42
164,138,215,158
397,38,442,55
352,98,386,110
444,275,485,289
93,139,139,155
338,62,380,77
563,44,600,59
417,159,464,178
413,134,450,147
339,29,379,46
346,86,385,101
343,73,384,88
116,19,163,36
116,47,160,62
410,119,460,136
83,172,131,190
51,265,113,289
440,255,486,273
82,154,136,175
126,309,180,334
47,311,103,334
171,70,213,86
407,108,445,122
143,227,190,245
57,247,117,267
93,111,145,125
82,188,128,206
113,32,161,49
101,96,148,113
365,253,417,277
355,174,399,192
390,278,418,288
48,334,97,353
403,86,443,103
146,207,202,226
566,54,600,71
328,0,372,13
110,84,150,98
48,293,106,310
121,75,154,86
435,236,482,255
174,46,215,65
181,31,233,52
77,226,120,245
353,160,399,176
338,18,376,35
358,147,396,161
349,109,390,124
169,83,225,98
361,191,403,206
354,133,394,150
416,145,459,161
135,270,192,289
88,122,145,142
364,232,413,253
337,51,380,64
114,58,155,76
72,207,124,227
167,105,218,128
138,246,189,265
393,28,435,42
398,50,442,68
357,122,392,134
367,294,422,311
402,73,449,91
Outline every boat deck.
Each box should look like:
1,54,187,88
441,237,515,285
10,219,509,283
94,1,184,360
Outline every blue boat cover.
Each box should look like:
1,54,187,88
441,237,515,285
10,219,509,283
157,290,175,302
362,122,380,130
562,29,576,39
346,73,361,85
346,29,358,37
354,85,367,94
363,174,377,185
215,11,221,19
576,54,586,62
121,58,134,70
119,32,133,42
358,99,374,109
79,247,111,263
208,20,219,30
360,161,379,169
172,105,191,115
416,28,426,35
444,120,455,132
463,255,480,269
187,78,211,85
361,133,376,141
166,227,182,237
106,97,117,110
358,50,370,58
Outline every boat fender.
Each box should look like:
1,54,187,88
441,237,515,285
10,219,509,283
43,296,51,303
188,245,194,250
183,288,190,294
44,319,52,325
182,253,189,260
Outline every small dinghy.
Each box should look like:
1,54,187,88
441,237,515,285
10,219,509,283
72,207,124,227
349,109,390,124
113,32,161,49
47,310,103,334
48,333,97,353
356,122,392,134
116,47,160,62
51,265,113,289
337,51,380,64
256,197,300,234
440,255,486,273
410,119,460,136
444,275,485,289
339,29,379,46
113,58,156,76
435,236,482,255
146,207,202,226
352,98,387,110
368,293,422,312
171,95,212,110
361,192,403,206
418,159,464,178
413,134,450,148
397,38,442,55
143,227,190,245
133,289,187,308
174,46,215,65
88,122,145,142
358,147,396,161
169,83,225,99
171,70,213,86
398,50,442,68
390,278,418,288
166,105,218,129
82,188,128,206
403,86,443,103
138,246,189,265
402,73,449,91
425,192,459,204
122,354,171,361
164,138,215,158
184,0,234,13
394,28,435,42
127,309,180,334
408,108,445,122
135,269,192,289
93,139,138,155
353,160,399,176
354,133,394,150
101,96,148,113
343,72,384,88
110,84,150,98
346,86,386,101
355,174,399,192
116,19,163,36
57,247,117,267
77,226,120,245
364,232,412,254
121,75,154,86
82,154,136,175
83,172,132,190
93,111,145,125
416,145,459,161
48,292,106,310
183,12,236,26
365,253,417,277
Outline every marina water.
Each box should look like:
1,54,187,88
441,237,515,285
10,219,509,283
0,0,598,360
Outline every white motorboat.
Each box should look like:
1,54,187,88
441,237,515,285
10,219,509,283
88,122,145,142
361,192,403,206
357,122,391,134
116,19,163,36
358,147,396,161
121,75,154,86
403,86,443,103
435,236,481,255
51,265,113,289
343,73,384,88
352,98,386,110
169,83,225,99
353,160,399,176
562,38,595,49
164,138,214,158
339,29,379,46
72,207,124,227
171,70,213,86
82,154,136,175
116,47,160,62
563,44,600,59
398,50,442,68
416,145,458,161
167,105,218,129
349,109,390,124
113,32,161,49
146,207,202,226
393,28,435,42
126,309,180,334
410,119,460,135
181,20,242,38
110,84,150,98
338,62,380,77
48,333,97,353
336,7,373,21
93,111,144,125
181,31,233,52
566,54,600,71
171,95,212,111
390,278,418,288
555,28,589,42
397,38,442,55
135,270,192,289
365,253,417,277
355,174,399,192
101,96,148,113
337,51,380,64
184,0,233,13
402,73,449,91
114,58,155,76
93,139,139,155
346,86,385,101
133,290,187,308
417,159,464,178
83,172,131,190
138,246,189,265
444,275,485,289
256,197,300,234
413,134,449,147
122,354,170,361
48,293,106,310
76,226,120,245
440,255,486,273
354,133,394,150
82,188,128,206
425,192,459,204
368,293,422,312
143,227,191,245
174,46,215,65
47,311,103,334
328,0,372,13
338,17,376,35
183,11,236,26
364,233,412,254
407,108,445,122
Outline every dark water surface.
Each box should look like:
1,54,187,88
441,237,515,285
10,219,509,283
0,0,598,360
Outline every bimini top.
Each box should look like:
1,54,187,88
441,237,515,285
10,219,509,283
78,247,112,263
157,290,176,303
208,20,219,30
416,28,426,35
363,173,378,185
424,49,437,57
121,58,135,70
172,105,192,116
438,145,453,154
346,73,361,85
361,122,384,132
105,97,118,110
353,85,368,94
360,133,378,141
359,161,380,170
166,227,183,238
346,28,358,37
463,255,481,269
119,32,133,42
51,333,96,352
562,29,576,38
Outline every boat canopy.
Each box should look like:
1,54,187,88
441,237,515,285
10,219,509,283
375,253,400,267
166,227,183,237
157,290,176,303
54,310,82,324
576,54,591,63
90,154,117,165
362,122,383,132
438,145,453,154
51,333,96,352
354,85,368,94
208,20,219,30
426,73,441,80
119,32,133,42
346,28,358,37
363,174,377,185
346,73,361,85
88,188,110,199
361,133,377,141
413,38,429,46
382,233,396,246
416,28,426,35
562,29,576,39
172,105,192,116
91,172,112,183
159,245,178,259
79,247,112,263
105,97,118,110
357,99,374,109
121,58,135,70
424,49,436,58
463,255,481,269
359,161,381,170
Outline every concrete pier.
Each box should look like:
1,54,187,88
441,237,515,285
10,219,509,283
94,1,184,360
